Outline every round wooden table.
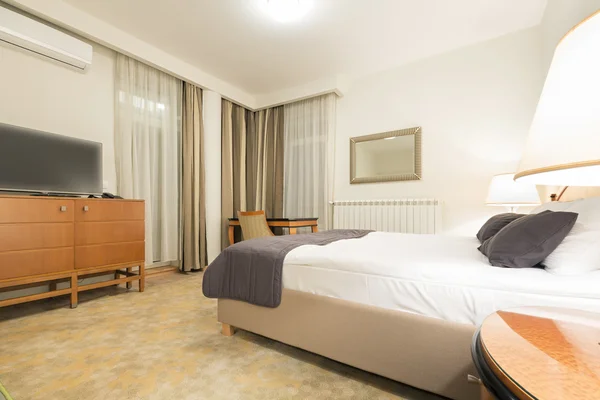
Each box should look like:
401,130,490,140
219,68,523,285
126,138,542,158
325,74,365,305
472,307,600,400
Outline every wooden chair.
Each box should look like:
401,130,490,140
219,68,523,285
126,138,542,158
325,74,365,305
237,210,274,241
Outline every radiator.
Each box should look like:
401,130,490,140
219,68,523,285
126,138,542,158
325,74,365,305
332,199,442,234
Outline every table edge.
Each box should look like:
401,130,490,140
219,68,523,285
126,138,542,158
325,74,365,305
471,328,522,400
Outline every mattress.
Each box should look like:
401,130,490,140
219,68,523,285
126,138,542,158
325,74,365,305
282,232,600,325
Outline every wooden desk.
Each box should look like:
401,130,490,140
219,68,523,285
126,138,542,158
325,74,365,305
472,307,600,400
228,217,318,245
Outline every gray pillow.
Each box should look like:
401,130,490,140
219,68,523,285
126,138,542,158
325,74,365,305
476,213,526,244
478,211,578,269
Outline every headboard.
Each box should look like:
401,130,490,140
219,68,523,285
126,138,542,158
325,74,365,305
551,186,600,202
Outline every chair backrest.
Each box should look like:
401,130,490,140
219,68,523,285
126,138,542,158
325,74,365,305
237,210,274,241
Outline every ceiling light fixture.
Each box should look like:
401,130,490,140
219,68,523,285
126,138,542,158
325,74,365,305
258,0,312,23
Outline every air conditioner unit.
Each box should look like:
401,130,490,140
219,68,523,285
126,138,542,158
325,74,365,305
0,6,92,71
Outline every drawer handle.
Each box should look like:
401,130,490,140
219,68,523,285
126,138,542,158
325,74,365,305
60,206,67,212
83,206,89,212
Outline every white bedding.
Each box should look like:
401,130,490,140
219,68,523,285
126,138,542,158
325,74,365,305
282,232,600,325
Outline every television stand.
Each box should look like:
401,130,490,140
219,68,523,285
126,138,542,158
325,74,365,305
0,195,146,308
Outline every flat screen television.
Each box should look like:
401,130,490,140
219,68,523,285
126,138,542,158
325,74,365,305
0,122,102,195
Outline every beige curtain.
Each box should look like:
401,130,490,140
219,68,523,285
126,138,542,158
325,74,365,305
284,93,336,231
221,100,284,248
115,55,181,264
247,108,284,214
181,82,206,271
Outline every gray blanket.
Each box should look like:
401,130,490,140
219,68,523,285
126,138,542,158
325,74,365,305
202,230,372,307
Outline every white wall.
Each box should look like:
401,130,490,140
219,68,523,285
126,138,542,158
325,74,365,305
0,38,117,192
5,0,255,109
335,27,544,235
202,90,222,264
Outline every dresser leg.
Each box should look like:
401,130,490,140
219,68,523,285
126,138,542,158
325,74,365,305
139,263,145,293
70,274,78,309
221,323,235,336
126,267,133,289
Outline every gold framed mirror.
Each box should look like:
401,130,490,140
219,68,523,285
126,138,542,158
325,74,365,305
350,126,422,184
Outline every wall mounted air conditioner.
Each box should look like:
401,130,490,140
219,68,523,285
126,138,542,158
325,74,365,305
0,6,92,71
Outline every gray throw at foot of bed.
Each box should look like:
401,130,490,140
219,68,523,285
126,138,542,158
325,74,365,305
202,230,372,307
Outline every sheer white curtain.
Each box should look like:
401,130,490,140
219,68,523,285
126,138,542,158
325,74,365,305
283,93,336,230
115,54,181,264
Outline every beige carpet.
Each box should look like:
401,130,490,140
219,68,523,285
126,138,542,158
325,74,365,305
0,272,441,400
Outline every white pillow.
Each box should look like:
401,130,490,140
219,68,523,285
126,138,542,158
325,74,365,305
531,199,582,214
543,196,600,275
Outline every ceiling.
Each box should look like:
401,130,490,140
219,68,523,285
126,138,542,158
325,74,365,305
63,0,547,96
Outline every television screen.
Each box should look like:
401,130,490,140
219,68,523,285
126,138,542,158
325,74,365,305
0,122,102,195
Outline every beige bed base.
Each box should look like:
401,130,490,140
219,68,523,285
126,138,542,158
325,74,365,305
218,289,480,400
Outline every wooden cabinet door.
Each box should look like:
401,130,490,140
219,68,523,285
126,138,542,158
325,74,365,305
0,198,74,223
74,199,144,222
0,197,75,280
0,223,73,252
0,248,74,280
74,199,145,269
75,242,145,269
75,221,144,246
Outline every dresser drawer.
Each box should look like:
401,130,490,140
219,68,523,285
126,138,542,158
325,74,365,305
0,248,74,280
75,242,145,269
0,223,74,252
75,221,145,245
0,198,74,224
74,200,144,222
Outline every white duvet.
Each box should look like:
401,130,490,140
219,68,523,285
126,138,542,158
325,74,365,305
282,232,600,325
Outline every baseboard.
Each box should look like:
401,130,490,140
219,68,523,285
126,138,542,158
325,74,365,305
146,265,179,277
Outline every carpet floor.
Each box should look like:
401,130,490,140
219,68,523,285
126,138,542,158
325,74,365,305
0,272,441,400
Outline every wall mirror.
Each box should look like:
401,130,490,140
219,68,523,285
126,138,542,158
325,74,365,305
350,126,421,184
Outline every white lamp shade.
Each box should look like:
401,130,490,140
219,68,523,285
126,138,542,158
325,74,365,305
516,11,600,186
486,173,540,206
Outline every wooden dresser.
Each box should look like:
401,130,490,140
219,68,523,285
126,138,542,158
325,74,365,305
0,196,145,308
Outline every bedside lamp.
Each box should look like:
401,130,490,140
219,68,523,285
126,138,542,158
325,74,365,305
516,10,600,186
486,173,540,213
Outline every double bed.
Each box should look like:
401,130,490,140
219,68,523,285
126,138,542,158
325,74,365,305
212,188,600,400
282,232,600,325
